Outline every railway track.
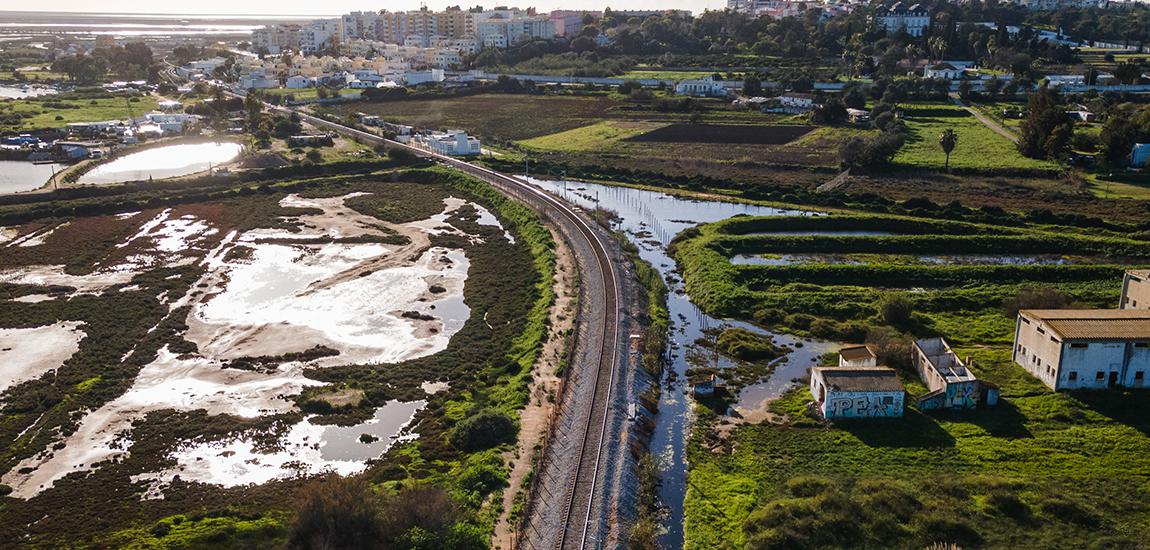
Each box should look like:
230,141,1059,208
270,104,623,549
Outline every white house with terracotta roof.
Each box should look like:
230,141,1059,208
1013,309,1150,390
1122,270,1150,310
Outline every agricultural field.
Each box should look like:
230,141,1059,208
674,211,1150,548
0,93,159,131
0,166,554,547
324,94,625,143
617,70,717,80
893,102,1059,174
262,87,361,101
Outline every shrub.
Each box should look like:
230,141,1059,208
785,476,833,498
1038,496,1099,527
449,408,516,451
290,475,382,549
1002,286,1069,317
387,147,420,165
878,292,914,327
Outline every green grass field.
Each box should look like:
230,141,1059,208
677,211,1150,548
893,102,1058,173
262,87,361,101
517,120,664,152
0,95,159,131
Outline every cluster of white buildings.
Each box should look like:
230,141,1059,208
727,0,861,19
252,7,594,59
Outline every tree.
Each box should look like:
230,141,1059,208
1115,61,1143,84
939,128,958,170
1099,104,1150,166
743,76,762,96
1017,84,1072,160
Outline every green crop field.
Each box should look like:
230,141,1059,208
676,210,1150,548
0,94,159,131
517,120,663,152
261,87,361,101
893,102,1058,173
617,70,716,80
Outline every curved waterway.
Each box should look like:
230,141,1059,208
78,142,242,184
525,178,838,547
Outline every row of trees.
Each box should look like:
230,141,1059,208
50,42,157,84
468,3,1149,82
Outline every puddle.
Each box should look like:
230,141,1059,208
731,253,1088,267
78,142,243,185
0,321,85,396
134,399,425,497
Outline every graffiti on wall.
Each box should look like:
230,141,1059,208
827,392,904,418
945,381,978,409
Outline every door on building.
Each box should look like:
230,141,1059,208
1108,371,1119,388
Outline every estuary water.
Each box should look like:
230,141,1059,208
525,177,836,547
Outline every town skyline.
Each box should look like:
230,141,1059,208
0,0,724,16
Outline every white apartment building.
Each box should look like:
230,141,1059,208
1013,309,1150,390
873,2,930,37
300,19,341,54
1122,270,1150,310
477,15,556,48
341,11,381,43
251,25,300,55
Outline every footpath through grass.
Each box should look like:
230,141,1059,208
893,102,1058,174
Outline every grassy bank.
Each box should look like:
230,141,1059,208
676,209,1150,548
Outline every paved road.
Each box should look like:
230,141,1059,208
950,93,1019,144
265,103,631,550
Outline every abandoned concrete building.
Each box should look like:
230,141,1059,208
1013,309,1150,391
810,365,905,419
1121,270,1150,310
913,337,1000,410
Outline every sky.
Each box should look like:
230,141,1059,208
7,0,725,16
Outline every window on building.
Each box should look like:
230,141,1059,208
1135,343,1149,349
1021,318,1031,324
1037,327,1046,335
1136,372,1145,381
1096,372,1105,381
1070,343,1088,349
1069,371,1078,381
1051,337,1059,343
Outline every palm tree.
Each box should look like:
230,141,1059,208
939,129,958,171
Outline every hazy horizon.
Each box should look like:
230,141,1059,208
0,0,725,16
